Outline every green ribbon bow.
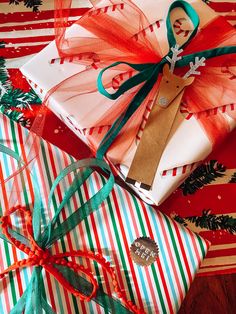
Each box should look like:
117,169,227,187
96,0,236,160
0,143,133,314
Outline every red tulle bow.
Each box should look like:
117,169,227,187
48,0,236,162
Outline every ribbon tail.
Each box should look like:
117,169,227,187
95,287,133,314
9,274,35,314
25,271,36,314
41,296,56,314
44,159,114,247
43,167,93,246
55,264,133,314
178,46,236,67
96,65,160,159
53,263,95,297
9,268,44,314
32,267,55,314
32,185,44,244
0,227,31,247
22,268,45,314
9,290,27,314
47,163,93,210
34,267,44,314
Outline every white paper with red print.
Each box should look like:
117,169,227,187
21,0,236,205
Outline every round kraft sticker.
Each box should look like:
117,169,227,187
130,237,159,266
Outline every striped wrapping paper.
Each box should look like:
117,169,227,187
1,0,235,70
0,113,210,314
1,0,91,69
0,0,235,277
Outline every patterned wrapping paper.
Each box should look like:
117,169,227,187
0,113,210,314
0,0,235,280
20,0,236,206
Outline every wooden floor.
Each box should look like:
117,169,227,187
179,273,236,314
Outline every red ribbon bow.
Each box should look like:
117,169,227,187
0,205,144,313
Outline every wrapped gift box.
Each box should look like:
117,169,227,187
20,0,236,205
0,113,210,313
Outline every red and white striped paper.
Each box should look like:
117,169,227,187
1,0,235,70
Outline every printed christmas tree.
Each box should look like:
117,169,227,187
180,160,236,195
9,0,42,12
0,42,41,126
174,209,236,234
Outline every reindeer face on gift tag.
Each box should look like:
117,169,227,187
156,63,194,108
126,45,206,190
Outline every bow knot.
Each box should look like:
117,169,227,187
96,0,236,160
0,204,141,310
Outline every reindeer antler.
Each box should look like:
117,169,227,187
166,44,183,73
183,56,206,79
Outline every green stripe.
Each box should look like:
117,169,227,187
41,145,132,313
196,234,207,259
0,123,26,306
74,174,109,312
2,120,33,306
100,175,136,303
0,156,17,306
5,242,17,305
163,215,188,294
9,121,29,306
40,143,66,313
29,141,47,305
58,153,81,313
10,121,30,210
1,122,133,313
73,172,133,313
131,194,167,313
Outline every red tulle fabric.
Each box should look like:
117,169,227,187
50,0,236,161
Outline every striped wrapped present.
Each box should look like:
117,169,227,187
0,113,210,314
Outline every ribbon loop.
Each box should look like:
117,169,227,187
97,61,157,100
166,0,199,48
43,259,98,301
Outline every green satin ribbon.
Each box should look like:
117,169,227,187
0,143,133,314
96,0,236,160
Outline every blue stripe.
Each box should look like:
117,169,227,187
40,143,66,313
88,173,111,260
0,122,6,314
22,127,47,228
0,125,30,300
53,146,94,313
87,173,114,312
179,224,197,276
0,284,4,314
116,187,152,313
148,209,179,311
29,141,65,311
